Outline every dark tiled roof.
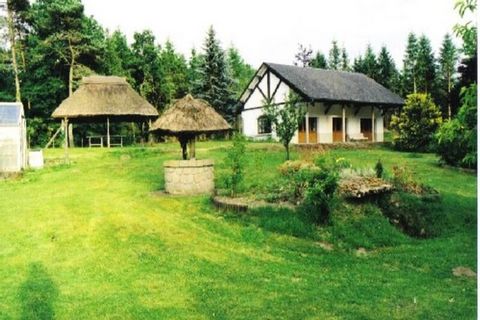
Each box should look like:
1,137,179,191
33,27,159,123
264,62,404,106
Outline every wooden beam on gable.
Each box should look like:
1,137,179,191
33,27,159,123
271,79,282,101
267,71,271,101
257,86,268,102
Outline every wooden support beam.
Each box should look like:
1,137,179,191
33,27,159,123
63,117,69,164
267,71,271,101
107,117,110,148
324,103,333,115
354,105,362,116
371,107,376,142
306,112,310,144
342,105,346,143
257,86,268,102
271,79,282,101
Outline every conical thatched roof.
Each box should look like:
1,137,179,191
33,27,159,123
52,76,158,119
150,94,231,135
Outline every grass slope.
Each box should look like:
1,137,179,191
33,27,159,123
0,142,476,319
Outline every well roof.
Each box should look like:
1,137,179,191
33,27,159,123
240,62,404,107
51,76,158,119
150,94,231,135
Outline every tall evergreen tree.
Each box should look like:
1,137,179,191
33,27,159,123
340,48,350,71
198,26,234,122
362,45,379,80
187,48,202,95
328,40,341,70
103,30,133,80
226,46,255,98
293,43,312,67
158,40,189,105
416,34,437,94
131,30,163,109
309,51,327,69
438,33,458,118
377,46,398,90
401,33,419,95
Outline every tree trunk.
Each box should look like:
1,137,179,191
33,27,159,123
7,6,21,102
447,73,452,120
285,143,290,160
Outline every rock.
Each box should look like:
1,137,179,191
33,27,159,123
316,241,334,251
452,266,476,278
355,247,367,256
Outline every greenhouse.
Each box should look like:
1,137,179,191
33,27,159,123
0,102,27,173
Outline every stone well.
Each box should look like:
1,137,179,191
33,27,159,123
164,159,214,195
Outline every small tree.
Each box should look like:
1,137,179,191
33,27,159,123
224,133,247,196
390,93,442,152
264,92,306,160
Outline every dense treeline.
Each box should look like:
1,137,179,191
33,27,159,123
0,0,254,146
294,31,472,121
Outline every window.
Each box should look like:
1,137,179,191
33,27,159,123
257,115,272,134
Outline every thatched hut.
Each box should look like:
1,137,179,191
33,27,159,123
150,94,231,159
51,76,158,153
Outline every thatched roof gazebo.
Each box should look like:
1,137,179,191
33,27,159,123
150,94,231,159
51,76,158,159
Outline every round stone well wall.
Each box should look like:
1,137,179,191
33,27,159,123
164,159,214,195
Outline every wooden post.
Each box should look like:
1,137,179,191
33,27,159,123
189,137,196,159
63,117,69,163
342,105,346,142
305,111,310,144
106,117,110,148
371,107,376,142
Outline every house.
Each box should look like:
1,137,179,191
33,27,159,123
0,102,27,172
238,63,404,143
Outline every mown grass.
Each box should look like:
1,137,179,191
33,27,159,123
0,141,476,319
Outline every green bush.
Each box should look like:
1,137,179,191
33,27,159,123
223,134,247,196
390,93,442,152
375,159,384,178
300,169,338,225
436,83,477,168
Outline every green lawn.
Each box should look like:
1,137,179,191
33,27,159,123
0,142,476,319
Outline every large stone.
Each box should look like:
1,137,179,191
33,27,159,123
164,159,215,195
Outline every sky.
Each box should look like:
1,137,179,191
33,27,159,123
81,0,462,68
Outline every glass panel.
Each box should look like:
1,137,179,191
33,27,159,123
0,105,20,125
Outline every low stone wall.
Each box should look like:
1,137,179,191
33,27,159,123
164,159,215,195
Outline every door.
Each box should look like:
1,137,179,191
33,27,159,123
332,118,343,142
298,117,306,143
360,118,372,141
308,117,318,143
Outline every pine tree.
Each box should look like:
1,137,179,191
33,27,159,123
362,45,379,80
353,56,364,73
187,48,202,95
438,33,458,118
309,51,327,69
328,40,341,70
198,26,235,122
294,43,312,67
226,46,255,98
377,46,398,90
159,40,189,105
416,35,437,94
340,48,350,71
402,33,419,95
103,30,133,80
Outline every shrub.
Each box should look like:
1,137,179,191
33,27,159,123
390,93,442,152
224,134,247,196
436,83,477,168
300,169,338,225
375,160,384,178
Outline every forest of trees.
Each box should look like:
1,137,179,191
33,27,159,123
0,0,254,146
0,0,476,147
294,30,474,122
